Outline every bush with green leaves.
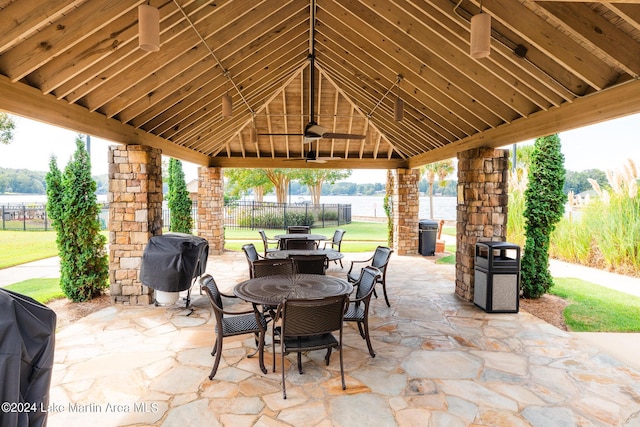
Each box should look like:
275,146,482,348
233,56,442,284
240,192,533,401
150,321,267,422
167,158,193,234
46,137,108,302
520,134,566,299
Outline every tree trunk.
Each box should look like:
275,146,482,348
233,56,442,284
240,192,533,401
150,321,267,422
310,183,322,204
253,186,264,202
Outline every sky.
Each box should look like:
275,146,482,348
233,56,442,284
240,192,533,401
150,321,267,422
1,112,638,183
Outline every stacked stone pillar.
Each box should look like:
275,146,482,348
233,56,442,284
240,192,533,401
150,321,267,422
197,167,225,255
108,145,163,305
392,168,420,255
455,148,509,301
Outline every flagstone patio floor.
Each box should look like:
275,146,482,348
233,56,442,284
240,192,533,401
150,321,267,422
48,251,640,426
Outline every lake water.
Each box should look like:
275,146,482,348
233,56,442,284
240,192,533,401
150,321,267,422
0,194,458,220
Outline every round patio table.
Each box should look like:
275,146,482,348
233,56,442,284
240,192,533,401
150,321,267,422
273,233,326,241
266,248,344,262
234,274,352,306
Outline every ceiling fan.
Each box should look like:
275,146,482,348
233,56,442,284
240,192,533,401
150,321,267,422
286,139,342,163
259,1,365,143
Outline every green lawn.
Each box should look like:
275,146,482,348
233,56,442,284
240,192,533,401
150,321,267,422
4,278,64,304
0,231,58,269
551,278,640,332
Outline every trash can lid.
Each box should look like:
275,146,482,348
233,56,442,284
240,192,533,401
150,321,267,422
418,219,439,230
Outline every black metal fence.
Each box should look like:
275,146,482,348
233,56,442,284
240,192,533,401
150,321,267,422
1,201,351,231
1,204,110,231
224,201,351,230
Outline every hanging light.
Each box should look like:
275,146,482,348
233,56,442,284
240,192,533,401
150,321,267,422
394,75,404,122
394,97,404,122
221,93,233,117
221,72,233,117
138,4,160,52
470,2,491,59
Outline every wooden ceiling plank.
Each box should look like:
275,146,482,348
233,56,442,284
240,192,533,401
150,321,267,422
537,2,640,77
356,0,540,117
392,0,560,110
114,16,308,122
487,0,617,91
318,49,465,144
0,74,210,166
174,60,305,153
116,56,216,124
36,0,207,96
146,12,308,136
328,1,523,124
606,4,640,32
318,8,501,132
407,79,640,167
209,157,405,169
63,0,270,107
0,0,137,82
0,0,82,54
161,42,305,145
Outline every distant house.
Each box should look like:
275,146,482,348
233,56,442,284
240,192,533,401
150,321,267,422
187,179,198,202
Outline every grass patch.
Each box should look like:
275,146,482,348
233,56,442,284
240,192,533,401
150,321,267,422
224,222,388,253
550,278,640,332
0,231,58,269
4,278,64,304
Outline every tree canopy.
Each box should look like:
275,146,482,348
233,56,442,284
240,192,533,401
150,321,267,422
0,113,15,145
292,169,351,204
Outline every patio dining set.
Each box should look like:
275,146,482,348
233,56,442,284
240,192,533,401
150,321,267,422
205,226,393,398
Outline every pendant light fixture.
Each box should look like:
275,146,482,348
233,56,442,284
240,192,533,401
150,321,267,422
394,76,404,122
138,3,160,52
221,72,233,118
470,0,491,58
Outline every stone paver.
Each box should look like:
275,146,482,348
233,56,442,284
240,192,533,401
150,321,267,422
46,252,640,426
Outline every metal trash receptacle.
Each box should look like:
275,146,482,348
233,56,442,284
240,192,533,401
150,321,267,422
418,219,439,256
473,241,520,313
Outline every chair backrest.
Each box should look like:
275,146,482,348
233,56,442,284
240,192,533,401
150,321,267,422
290,254,327,275
355,266,381,300
285,239,316,250
287,225,310,234
252,258,295,278
258,230,270,251
332,229,346,249
242,243,260,278
281,295,348,338
371,246,393,272
200,274,223,316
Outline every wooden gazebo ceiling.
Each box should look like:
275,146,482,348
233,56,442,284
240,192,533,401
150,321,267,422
1,0,639,170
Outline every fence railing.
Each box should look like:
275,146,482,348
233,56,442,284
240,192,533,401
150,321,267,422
1,201,351,231
223,201,351,230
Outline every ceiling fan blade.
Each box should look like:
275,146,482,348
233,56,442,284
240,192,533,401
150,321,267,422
259,133,304,136
321,132,366,140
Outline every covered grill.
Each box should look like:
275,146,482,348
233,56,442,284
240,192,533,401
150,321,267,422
140,233,209,307
0,289,56,427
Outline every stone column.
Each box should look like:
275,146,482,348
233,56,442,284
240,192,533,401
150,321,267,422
392,168,420,255
108,145,163,305
455,148,509,301
197,167,225,255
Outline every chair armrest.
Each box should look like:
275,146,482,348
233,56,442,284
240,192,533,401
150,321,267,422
347,255,374,275
220,307,257,316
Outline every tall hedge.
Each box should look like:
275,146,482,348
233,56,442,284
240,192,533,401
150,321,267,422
167,158,193,234
521,134,566,298
46,137,108,302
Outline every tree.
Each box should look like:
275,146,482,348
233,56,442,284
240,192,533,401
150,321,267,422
0,113,15,145
264,169,291,203
224,168,273,201
46,136,108,302
521,134,566,299
421,160,455,219
293,169,351,204
167,158,193,233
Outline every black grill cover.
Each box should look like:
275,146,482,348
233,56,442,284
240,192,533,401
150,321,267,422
140,233,209,292
0,289,56,427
